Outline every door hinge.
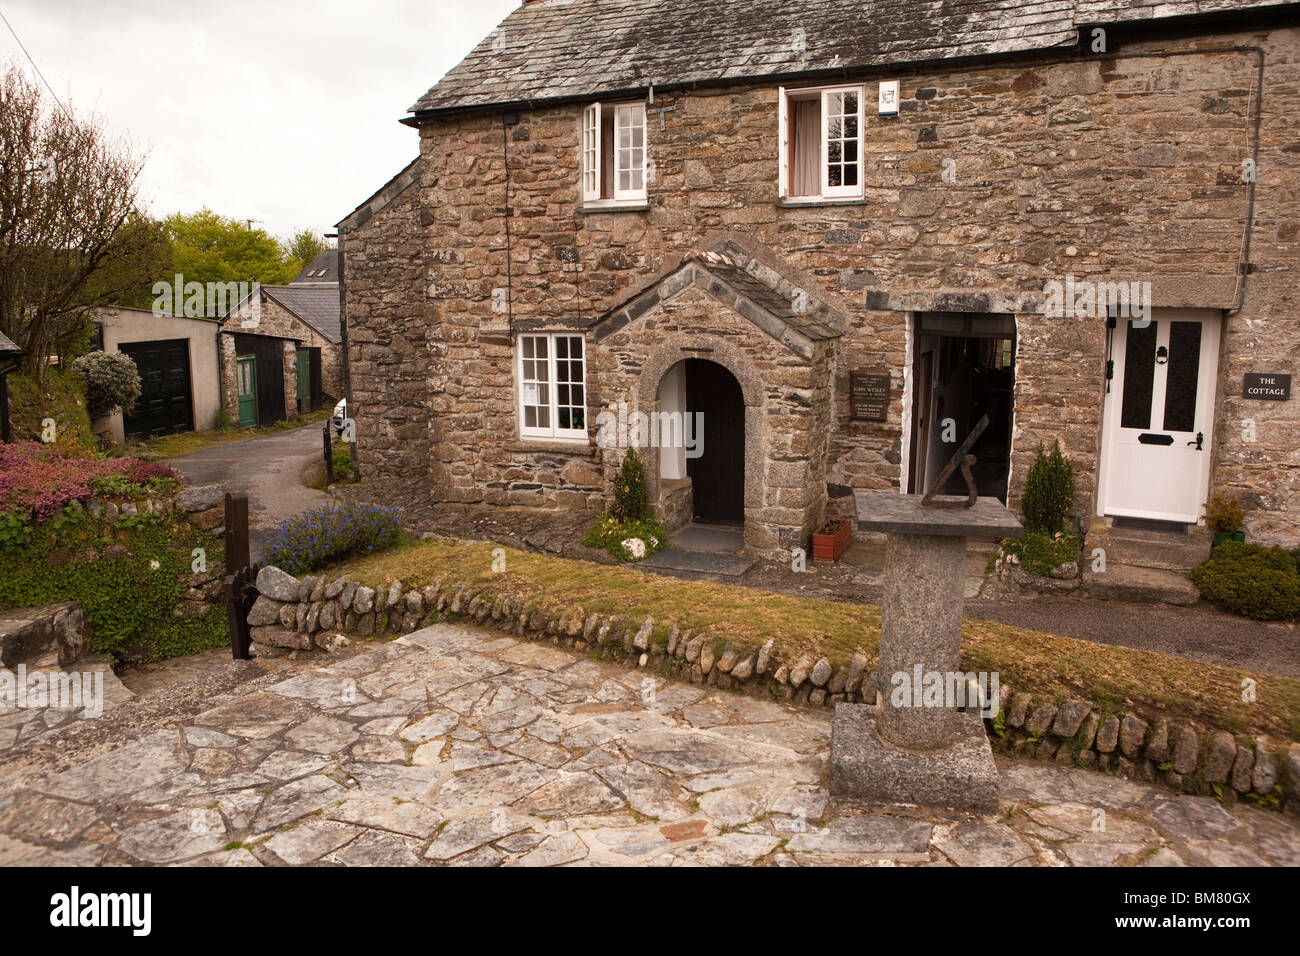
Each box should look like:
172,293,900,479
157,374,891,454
1105,359,1114,380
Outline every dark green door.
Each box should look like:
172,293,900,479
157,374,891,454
295,348,310,413
236,356,258,427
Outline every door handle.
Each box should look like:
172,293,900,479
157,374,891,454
1187,432,1204,451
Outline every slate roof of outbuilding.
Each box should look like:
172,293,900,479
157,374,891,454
410,0,1294,115
0,330,23,356
261,286,342,344
291,250,339,285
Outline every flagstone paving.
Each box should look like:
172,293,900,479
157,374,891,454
1,622,1296,867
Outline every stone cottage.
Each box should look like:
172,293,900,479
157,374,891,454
338,0,1300,557
219,254,343,428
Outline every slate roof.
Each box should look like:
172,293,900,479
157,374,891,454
261,286,342,344
291,250,339,285
410,0,1295,116
0,330,23,356
591,241,843,359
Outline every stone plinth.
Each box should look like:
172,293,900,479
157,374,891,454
830,491,1022,812
830,705,1000,813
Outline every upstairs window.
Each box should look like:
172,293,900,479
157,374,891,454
779,85,865,201
517,333,587,441
581,102,647,205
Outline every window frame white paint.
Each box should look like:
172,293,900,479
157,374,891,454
516,332,589,443
580,100,648,207
778,83,866,202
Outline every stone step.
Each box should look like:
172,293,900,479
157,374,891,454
0,603,91,668
1082,563,1200,606
1086,525,1212,572
0,657,136,752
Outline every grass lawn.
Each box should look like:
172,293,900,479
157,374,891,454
332,537,1300,741
129,408,332,460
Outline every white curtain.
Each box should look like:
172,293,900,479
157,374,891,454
791,99,820,197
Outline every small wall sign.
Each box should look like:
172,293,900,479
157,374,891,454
1242,373,1291,400
850,371,890,421
878,81,900,117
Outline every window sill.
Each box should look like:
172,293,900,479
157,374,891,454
505,440,594,455
579,201,650,214
777,197,867,209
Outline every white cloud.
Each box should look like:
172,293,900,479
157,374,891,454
1,0,518,238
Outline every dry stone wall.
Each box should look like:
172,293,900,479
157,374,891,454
248,561,1298,812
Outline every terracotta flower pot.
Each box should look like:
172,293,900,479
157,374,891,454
812,517,852,562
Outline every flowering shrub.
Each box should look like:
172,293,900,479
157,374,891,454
0,441,174,523
71,350,142,421
261,498,404,575
584,513,667,562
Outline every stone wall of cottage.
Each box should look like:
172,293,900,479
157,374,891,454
344,25,1300,546
342,186,436,484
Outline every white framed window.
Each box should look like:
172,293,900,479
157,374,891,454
517,333,587,441
581,101,647,205
778,85,865,201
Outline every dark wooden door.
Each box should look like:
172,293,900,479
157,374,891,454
121,339,193,439
233,334,284,428
309,348,323,411
686,359,744,524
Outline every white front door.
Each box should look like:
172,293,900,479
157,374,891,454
1099,309,1220,524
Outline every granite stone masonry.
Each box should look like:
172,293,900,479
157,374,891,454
339,3,1300,554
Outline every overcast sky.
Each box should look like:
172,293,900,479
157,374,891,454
1,0,518,241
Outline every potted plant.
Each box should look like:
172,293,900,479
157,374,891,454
812,516,852,562
1204,491,1246,547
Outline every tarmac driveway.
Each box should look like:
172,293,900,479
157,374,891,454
167,424,328,559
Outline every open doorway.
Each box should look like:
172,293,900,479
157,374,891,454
685,358,744,524
908,313,1016,502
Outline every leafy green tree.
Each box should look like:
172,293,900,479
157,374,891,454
286,229,327,274
162,208,299,294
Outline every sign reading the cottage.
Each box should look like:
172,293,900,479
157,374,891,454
850,371,890,421
1242,373,1291,400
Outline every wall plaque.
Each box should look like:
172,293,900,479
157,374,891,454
850,371,890,421
1242,373,1291,400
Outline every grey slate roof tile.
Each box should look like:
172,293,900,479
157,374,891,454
291,250,338,285
261,286,342,344
410,0,1291,115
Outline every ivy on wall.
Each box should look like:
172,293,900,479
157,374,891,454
0,506,228,664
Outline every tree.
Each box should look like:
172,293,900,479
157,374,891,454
0,62,168,377
286,229,327,273
161,209,301,296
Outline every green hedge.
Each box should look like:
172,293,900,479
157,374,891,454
1190,541,1300,621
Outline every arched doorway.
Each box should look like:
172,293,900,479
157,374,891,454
680,358,744,525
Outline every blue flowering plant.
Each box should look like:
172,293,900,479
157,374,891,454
262,499,404,575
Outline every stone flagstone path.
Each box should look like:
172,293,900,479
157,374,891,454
1,623,1296,867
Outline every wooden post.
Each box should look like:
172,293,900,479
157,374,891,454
224,493,250,574
223,492,254,660
322,421,334,485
